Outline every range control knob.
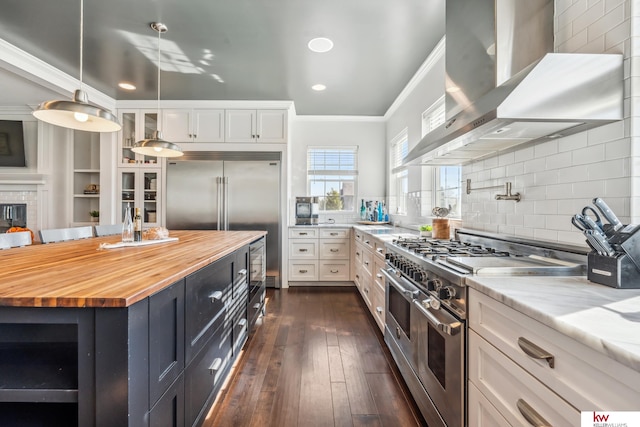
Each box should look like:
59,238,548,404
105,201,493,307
426,279,441,291
438,286,456,301
412,269,424,282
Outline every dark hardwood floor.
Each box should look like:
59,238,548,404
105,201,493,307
203,287,426,427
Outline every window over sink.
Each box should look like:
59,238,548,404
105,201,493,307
307,147,357,212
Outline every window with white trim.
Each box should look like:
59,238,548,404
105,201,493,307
390,130,408,215
422,97,461,218
307,147,358,212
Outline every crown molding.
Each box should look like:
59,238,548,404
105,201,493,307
293,115,385,122
384,36,445,120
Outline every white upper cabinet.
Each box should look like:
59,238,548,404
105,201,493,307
225,109,287,143
162,109,224,143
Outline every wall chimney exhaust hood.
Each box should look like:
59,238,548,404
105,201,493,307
402,0,624,167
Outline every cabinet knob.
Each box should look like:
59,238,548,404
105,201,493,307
209,358,223,374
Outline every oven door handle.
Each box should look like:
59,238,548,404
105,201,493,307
413,299,462,336
381,268,419,299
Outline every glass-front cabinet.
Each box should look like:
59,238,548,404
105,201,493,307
118,168,161,228
119,110,161,166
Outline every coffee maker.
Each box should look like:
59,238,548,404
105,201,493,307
295,197,319,225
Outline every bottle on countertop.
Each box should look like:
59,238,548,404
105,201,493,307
133,207,142,242
378,201,384,222
373,201,379,222
360,199,366,220
122,203,133,243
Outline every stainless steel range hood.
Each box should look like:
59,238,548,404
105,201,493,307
402,0,624,167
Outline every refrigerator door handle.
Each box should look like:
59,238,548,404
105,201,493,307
216,176,223,230
223,177,229,230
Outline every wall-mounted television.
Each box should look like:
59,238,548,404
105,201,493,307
0,120,26,167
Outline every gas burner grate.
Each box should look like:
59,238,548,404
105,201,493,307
393,237,511,258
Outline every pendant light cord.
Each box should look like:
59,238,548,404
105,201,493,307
79,0,84,90
157,26,161,130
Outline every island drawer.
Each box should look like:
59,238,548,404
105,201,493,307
185,327,233,427
185,254,234,363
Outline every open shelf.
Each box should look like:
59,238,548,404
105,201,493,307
0,402,78,427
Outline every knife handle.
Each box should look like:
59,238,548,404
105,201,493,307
593,198,623,231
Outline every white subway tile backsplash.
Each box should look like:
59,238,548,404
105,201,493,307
522,214,547,229
606,21,631,50
558,230,590,246
588,120,625,144
523,157,547,174
588,4,624,40
522,185,548,201
513,227,535,239
545,214,574,231
515,173,536,188
577,34,606,52
587,158,630,179
514,146,535,162
557,0,589,32
545,183,574,199
573,179,607,197
534,170,559,186
534,140,559,158
534,200,559,215
490,167,506,179
558,132,589,152
605,137,631,158
606,0,625,14
505,162,524,177
498,152,515,166
505,213,524,226
604,177,632,196
574,2,606,35
534,228,559,241
571,144,606,165
557,164,589,182
545,152,573,170
559,28,589,52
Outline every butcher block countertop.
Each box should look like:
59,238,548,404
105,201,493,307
0,230,266,308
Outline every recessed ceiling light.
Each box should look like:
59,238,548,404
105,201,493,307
308,37,334,53
118,82,136,91
312,84,326,91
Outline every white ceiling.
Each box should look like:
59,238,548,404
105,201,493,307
0,0,445,116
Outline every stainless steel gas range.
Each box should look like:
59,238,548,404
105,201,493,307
382,229,587,427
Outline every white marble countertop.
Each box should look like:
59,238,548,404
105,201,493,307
466,275,640,372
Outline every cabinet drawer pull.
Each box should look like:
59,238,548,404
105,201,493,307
376,273,383,279
376,306,383,314
376,248,384,253
330,232,338,236
364,287,369,293
364,240,370,245
330,269,339,273
209,358,223,374
256,134,260,139
299,248,308,252
356,251,360,256
516,399,551,427
299,232,308,235
364,261,369,265
299,269,308,273
209,291,223,302
238,268,247,276
518,337,554,368
330,248,339,253
253,303,261,309
238,318,247,327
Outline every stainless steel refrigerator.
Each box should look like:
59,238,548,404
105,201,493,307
166,152,281,288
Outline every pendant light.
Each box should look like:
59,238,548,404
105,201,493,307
131,23,183,158
32,0,121,132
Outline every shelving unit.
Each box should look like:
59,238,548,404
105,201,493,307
71,131,100,226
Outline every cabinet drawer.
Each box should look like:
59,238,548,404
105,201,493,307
248,285,265,332
361,234,374,250
288,228,318,238
373,258,385,288
373,239,387,260
149,373,185,427
288,261,318,281
361,249,373,276
469,288,640,410
318,261,350,281
185,256,233,363
319,228,350,239
469,330,580,427
319,239,350,259
468,381,511,427
185,329,233,427
370,279,385,333
354,242,364,266
288,240,318,259
354,230,364,241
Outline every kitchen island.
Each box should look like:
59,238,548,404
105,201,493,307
0,230,267,427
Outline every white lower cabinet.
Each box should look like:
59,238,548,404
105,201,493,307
288,227,350,284
468,382,511,427
468,288,640,426
352,230,385,333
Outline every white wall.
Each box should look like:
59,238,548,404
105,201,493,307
461,0,637,245
384,40,446,227
289,117,386,224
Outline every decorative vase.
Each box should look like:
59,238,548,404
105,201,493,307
90,216,98,222
420,230,432,237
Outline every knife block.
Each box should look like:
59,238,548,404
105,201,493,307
587,252,640,289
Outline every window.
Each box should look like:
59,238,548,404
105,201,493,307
307,147,357,211
390,131,409,214
422,97,461,218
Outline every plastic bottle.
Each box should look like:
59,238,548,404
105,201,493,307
122,203,133,242
360,199,366,220
378,201,384,222
373,202,379,223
